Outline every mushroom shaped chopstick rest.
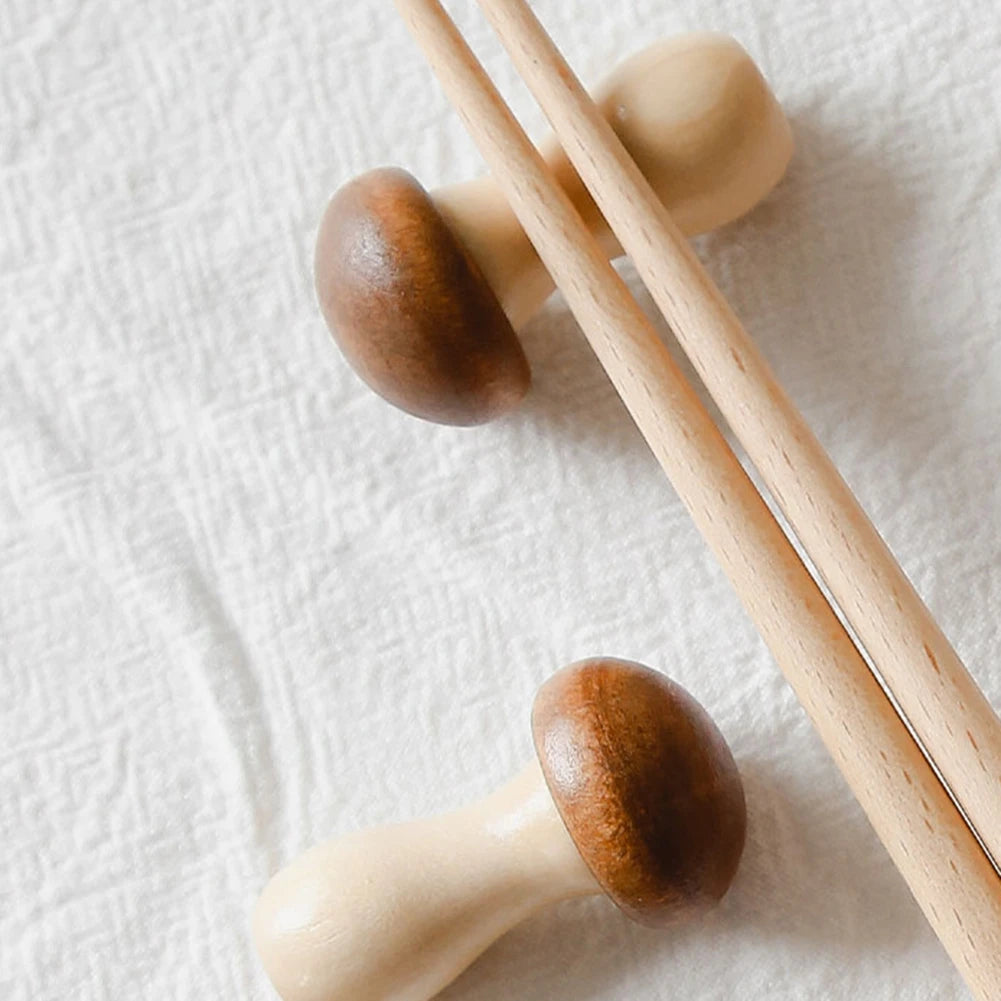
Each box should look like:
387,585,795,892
315,32,793,424
252,658,746,1001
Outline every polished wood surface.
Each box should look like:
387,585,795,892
315,166,529,424
315,33,792,425
533,658,746,925
254,659,743,1001
435,33,793,331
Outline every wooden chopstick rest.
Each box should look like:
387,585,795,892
315,32,792,425
253,659,746,1001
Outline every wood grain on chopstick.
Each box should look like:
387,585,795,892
393,0,1001,996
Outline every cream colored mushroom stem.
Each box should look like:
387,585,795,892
252,761,598,1001
434,32,793,329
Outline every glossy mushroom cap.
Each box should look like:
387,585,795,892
314,167,530,425
532,658,746,925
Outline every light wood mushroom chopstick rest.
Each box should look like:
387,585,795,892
316,32,792,425
254,659,747,1001
297,1,1001,997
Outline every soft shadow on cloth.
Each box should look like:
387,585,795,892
518,107,1001,695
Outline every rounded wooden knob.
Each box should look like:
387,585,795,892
315,168,530,425
315,32,793,425
533,658,747,924
252,658,745,1001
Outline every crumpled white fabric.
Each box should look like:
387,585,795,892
3,0,1001,998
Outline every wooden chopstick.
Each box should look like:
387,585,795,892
474,0,1001,874
392,0,1001,995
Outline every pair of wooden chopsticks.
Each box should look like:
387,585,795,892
394,0,1001,993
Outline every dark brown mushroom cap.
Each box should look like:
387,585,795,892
532,658,746,926
314,167,530,426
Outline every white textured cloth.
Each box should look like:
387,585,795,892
4,0,1001,998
